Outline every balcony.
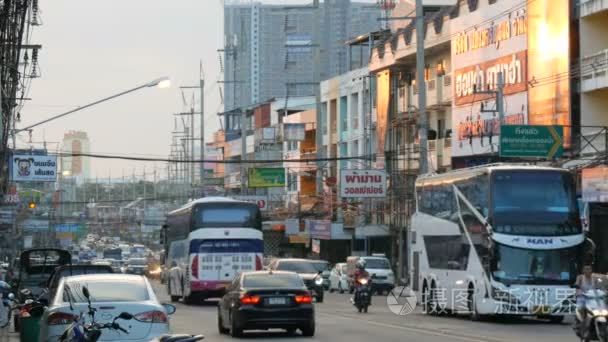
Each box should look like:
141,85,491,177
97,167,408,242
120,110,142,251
580,0,608,17
581,49,608,92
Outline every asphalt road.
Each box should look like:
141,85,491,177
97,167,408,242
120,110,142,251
153,282,575,342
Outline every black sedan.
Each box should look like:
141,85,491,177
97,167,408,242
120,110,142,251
217,270,315,337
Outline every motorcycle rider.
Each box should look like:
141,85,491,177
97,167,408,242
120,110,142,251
575,263,601,337
351,260,370,304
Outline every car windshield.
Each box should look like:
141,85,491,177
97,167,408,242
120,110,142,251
128,259,147,265
276,261,318,274
311,261,329,272
364,259,390,269
243,274,304,288
63,279,149,302
492,244,580,285
491,171,581,236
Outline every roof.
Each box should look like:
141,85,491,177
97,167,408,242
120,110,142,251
169,196,254,214
416,163,570,185
63,273,145,283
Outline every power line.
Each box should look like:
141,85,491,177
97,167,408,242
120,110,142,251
50,151,373,164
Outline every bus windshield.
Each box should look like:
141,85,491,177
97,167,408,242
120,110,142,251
491,170,580,236
192,203,261,230
492,244,579,285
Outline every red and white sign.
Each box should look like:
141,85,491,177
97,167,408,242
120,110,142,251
340,170,387,198
234,196,268,211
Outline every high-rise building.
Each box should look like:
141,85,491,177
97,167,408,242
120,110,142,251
223,0,381,111
61,131,91,183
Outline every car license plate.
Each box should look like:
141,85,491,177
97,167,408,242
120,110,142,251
267,297,287,305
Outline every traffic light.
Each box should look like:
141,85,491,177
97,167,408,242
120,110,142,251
28,201,36,209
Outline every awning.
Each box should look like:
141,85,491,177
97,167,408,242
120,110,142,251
355,225,390,238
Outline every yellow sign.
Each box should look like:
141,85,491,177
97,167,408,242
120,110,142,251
289,235,310,245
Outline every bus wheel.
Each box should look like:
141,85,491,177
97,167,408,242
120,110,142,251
468,287,482,321
168,282,179,303
424,284,438,315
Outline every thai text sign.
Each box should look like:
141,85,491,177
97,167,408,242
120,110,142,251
248,168,285,188
454,51,527,106
499,125,563,158
11,154,57,182
340,170,387,198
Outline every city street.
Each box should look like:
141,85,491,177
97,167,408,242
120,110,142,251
155,283,574,342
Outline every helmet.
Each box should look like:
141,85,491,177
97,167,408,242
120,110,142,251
356,260,366,270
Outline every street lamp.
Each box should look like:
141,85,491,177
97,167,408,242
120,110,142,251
12,76,172,136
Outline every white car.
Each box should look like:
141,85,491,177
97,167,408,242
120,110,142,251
39,274,175,342
329,263,349,294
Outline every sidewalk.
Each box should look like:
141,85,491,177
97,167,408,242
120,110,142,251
0,326,19,342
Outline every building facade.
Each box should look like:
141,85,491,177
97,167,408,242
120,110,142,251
61,131,91,184
223,0,382,110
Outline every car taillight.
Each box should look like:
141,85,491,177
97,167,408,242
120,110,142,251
294,295,313,304
47,312,77,325
240,295,261,305
255,255,263,271
191,255,199,279
134,310,168,323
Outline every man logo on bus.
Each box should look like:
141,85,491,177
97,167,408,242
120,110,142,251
527,238,553,245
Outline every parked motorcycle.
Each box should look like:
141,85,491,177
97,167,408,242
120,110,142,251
353,276,372,313
575,288,608,342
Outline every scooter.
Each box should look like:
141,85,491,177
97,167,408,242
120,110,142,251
575,288,608,342
353,277,372,313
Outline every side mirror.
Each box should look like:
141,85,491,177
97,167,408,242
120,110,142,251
82,286,90,299
117,312,133,320
162,303,177,315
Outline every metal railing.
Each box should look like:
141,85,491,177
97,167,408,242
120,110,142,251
581,49,608,92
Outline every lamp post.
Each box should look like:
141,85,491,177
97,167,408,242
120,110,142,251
11,77,171,143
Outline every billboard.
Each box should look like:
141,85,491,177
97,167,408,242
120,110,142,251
450,5,528,158
582,167,608,203
309,219,331,240
340,170,387,198
375,70,390,169
248,168,285,188
11,154,57,182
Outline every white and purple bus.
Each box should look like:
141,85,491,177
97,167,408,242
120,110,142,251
164,197,264,304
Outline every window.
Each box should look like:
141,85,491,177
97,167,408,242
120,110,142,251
351,93,359,130
63,279,149,303
423,235,470,270
243,274,304,288
276,261,318,274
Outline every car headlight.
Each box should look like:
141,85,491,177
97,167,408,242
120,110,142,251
592,309,608,316
315,277,323,285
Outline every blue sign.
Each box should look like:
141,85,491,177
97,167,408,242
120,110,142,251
309,220,331,240
55,223,79,233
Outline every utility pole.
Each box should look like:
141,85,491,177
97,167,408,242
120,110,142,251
190,107,195,186
416,0,428,175
496,72,505,123
241,109,247,194
313,0,323,195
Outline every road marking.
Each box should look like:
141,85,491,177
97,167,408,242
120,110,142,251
318,312,505,342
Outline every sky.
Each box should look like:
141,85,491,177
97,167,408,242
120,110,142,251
19,0,224,180
19,0,380,181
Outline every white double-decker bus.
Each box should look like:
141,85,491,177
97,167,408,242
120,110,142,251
412,164,583,321
164,197,264,304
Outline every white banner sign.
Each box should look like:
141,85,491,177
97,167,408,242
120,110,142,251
234,195,269,211
23,236,33,249
340,170,387,198
11,154,57,182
